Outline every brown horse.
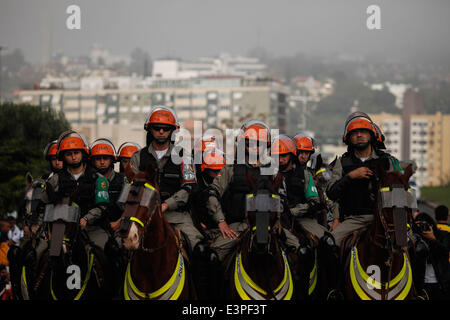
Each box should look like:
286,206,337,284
118,163,195,300
225,171,295,300
343,161,417,300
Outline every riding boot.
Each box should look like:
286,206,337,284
192,241,223,300
295,237,315,300
317,232,343,300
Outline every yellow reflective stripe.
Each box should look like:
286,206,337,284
238,253,267,295
355,249,381,290
387,254,407,288
144,183,156,191
271,194,280,199
129,217,144,228
350,250,371,300
379,187,390,192
125,252,185,300
274,254,288,294
234,257,251,300
50,271,58,300
74,253,94,300
316,168,326,175
22,266,27,288
246,194,254,198
308,257,317,295
251,226,271,231
150,252,182,299
395,258,413,300
125,262,145,298
169,255,185,300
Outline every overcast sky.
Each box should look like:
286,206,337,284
1,0,450,64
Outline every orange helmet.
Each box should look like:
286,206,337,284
271,134,297,156
293,133,315,154
144,106,179,131
194,135,219,155
342,112,376,144
117,142,141,159
43,140,58,160
56,130,90,160
238,120,271,144
201,149,225,172
90,138,117,161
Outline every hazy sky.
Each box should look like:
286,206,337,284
1,0,450,64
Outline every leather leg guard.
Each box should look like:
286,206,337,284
192,241,223,300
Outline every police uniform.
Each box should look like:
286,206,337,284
206,158,284,261
129,142,203,250
327,148,402,246
41,165,110,250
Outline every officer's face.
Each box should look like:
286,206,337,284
121,158,130,169
279,154,291,167
93,156,113,171
298,150,311,165
350,129,371,146
64,150,83,165
50,156,63,170
245,139,266,156
151,125,172,141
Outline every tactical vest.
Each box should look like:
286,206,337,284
139,147,182,201
340,151,390,217
108,172,125,204
282,165,306,209
223,164,275,224
57,166,98,216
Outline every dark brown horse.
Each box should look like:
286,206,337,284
118,163,195,300
225,171,295,300
343,162,417,300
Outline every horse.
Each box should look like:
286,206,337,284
118,163,195,300
224,170,296,300
342,161,417,300
19,173,113,300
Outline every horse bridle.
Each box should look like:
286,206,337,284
118,180,172,252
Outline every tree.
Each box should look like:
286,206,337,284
0,103,70,215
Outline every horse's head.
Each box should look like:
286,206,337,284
245,171,284,254
375,159,416,249
23,172,46,219
118,162,160,250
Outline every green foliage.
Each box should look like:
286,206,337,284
0,103,70,214
306,76,400,144
421,185,450,209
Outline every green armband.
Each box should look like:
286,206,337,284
95,176,110,204
305,173,319,200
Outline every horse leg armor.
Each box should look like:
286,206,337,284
192,240,223,300
317,232,343,300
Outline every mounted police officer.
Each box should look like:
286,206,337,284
129,106,203,252
205,120,282,261
41,130,111,251
190,143,226,299
89,138,127,232
293,133,340,230
116,142,141,174
326,112,404,247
